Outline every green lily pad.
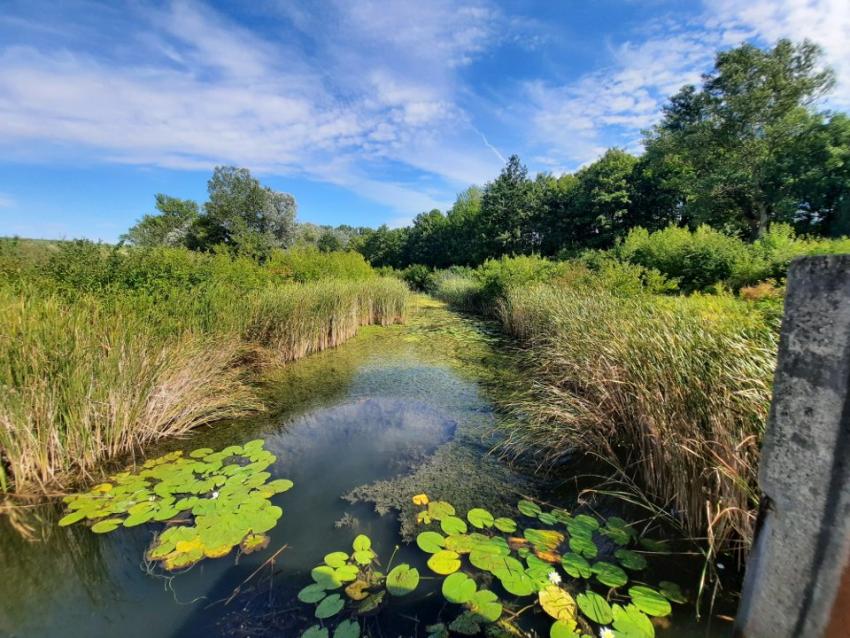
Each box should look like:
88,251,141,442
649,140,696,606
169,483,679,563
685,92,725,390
427,501,456,521
518,500,542,517
576,590,613,624
301,625,329,638
493,517,517,533
298,583,328,603
561,553,592,579
615,549,648,571
335,564,360,582
628,585,672,617
333,620,360,638
550,620,580,638
352,534,371,551
91,518,123,533
469,589,502,622
450,611,482,635
659,581,687,604
442,572,477,604
416,531,446,554
311,565,343,589
467,508,494,529
538,512,557,525
324,551,349,568
612,603,655,638
494,567,536,596
441,516,468,535
58,510,87,527
315,593,345,619
387,564,420,596
428,550,462,575
591,561,628,588
568,534,597,559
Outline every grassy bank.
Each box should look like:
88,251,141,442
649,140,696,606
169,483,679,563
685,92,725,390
0,242,408,496
432,252,781,559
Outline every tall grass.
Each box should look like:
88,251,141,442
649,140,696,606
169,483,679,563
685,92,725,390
0,246,408,496
498,284,778,556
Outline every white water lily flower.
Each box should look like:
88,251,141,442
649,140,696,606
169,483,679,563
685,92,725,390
211,491,219,500
599,628,615,638
547,570,562,584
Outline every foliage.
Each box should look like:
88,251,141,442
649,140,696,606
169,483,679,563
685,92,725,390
122,194,199,247
267,247,376,283
59,441,292,571
400,264,436,292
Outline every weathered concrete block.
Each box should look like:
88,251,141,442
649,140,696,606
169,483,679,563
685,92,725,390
736,255,850,637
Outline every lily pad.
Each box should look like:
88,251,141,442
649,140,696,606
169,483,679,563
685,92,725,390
518,500,542,517
469,589,503,622
628,585,672,617
333,620,360,638
612,603,655,638
387,564,420,596
315,593,345,619
659,581,687,604
550,620,580,638
441,516,468,535
428,550,462,575
311,565,343,589
615,549,648,571
442,572,477,604
561,553,592,579
417,531,446,553
538,585,577,622
591,561,628,588
301,625,329,638
576,590,613,624
324,551,350,568
298,583,328,604
493,517,517,533
352,534,371,551
467,508,495,529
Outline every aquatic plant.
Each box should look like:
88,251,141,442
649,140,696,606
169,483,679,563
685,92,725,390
58,440,292,571
298,533,420,637
412,495,686,637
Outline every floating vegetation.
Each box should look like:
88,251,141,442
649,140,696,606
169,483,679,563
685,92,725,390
59,440,293,571
298,534,418,638
407,495,686,637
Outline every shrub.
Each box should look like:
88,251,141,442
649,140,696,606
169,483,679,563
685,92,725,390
400,264,435,292
266,247,375,282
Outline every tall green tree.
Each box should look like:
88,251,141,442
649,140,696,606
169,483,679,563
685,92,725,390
645,39,835,237
406,209,450,267
479,155,535,256
122,195,199,247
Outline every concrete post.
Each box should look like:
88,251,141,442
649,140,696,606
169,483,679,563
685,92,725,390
735,255,850,638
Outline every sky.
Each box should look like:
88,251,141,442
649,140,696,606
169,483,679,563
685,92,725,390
1,0,849,241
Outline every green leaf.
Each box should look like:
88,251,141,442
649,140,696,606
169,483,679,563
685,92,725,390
659,581,687,604
335,564,360,582
427,501,456,521
353,549,376,565
469,589,502,622
518,500,542,517
441,516,468,535
612,603,654,638
324,551,350,568
615,549,648,571
442,572,477,604
628,586,672,617
416,531,446,553
387,564,420,596
311,565,343,589
538,512,557,525
561,552,592,579
298,583,328,603
352,534,371,551
315,593,345,619
568,534,597,559
550,620,580,638
450,612,481,635
576,591,613,624
494,567,536,596
58,510,87,527
91,518,122,534
467,508,494,529
493,517,517,533
428,550,462,575
333,620,360,638
591,561,628,588
301,625,329,638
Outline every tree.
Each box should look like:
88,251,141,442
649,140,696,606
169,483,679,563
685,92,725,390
645,39,835,237
354,225,408,268
571,149,639,249
479,155,536,257
406,209,450,267
122,194,199,247
317,229,343,252
197,166,297,252
444,186,485,265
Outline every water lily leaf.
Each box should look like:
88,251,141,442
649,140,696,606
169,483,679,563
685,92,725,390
301,625,328,638
387,563,419,596
123,509,156,527
568,534,597,559
428,550,461,575
517,500,542,517
352,534,371,552
353,549,376,565
426,623,450,638
538,512,557,525
628,586,672,617
442,572,477,604
298,583,328,603
58,510,87,527
240,534,269,554
602,526,631,546
450,611,482,635
615,549,648,571
324,551,349,568
576,591,613,624
315,593,344,619
659,581,687,604
638,537,669,553
416,531,446,553
91,518,122,534
333,620,360,638
493,517,517,533
467,508,494,529
573,514,599,530
538,585,576,622
335,564,360,582
263,479,294,495
469,590,502,623
356,590,385,615
494,567,536,596
612,603,655,638
345,580,370,601
243,439,264,453
189,448,214,459
591,561,628,588
412,493,430,506
311,565,343,589
469,551,522,574
561,553,592,579
550,620,580,638
428,501,456,521
441,516,468,535
524,528,564,552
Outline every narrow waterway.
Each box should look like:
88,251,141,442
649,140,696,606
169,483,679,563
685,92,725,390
0,297,732,637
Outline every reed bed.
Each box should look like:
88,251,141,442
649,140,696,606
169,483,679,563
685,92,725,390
497,284,778,556
0,278,408,495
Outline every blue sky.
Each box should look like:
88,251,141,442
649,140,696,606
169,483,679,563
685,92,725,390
1,0,848,241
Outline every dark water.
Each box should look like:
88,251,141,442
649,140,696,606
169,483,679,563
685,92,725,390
0,298,734,638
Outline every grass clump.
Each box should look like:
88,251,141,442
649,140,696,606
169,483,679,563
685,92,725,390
0,243,408,496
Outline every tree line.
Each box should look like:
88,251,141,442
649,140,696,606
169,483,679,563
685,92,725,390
126,39,850,268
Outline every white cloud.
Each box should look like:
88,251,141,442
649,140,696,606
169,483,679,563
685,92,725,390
0,192,14,209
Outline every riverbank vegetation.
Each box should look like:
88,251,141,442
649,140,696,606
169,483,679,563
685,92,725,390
0,240,407,496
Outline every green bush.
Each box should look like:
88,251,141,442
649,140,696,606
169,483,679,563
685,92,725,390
475,255,565,303
400,264,435,292
266,247,375,282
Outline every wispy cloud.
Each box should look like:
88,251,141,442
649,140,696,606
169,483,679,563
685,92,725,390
0,192,14,209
